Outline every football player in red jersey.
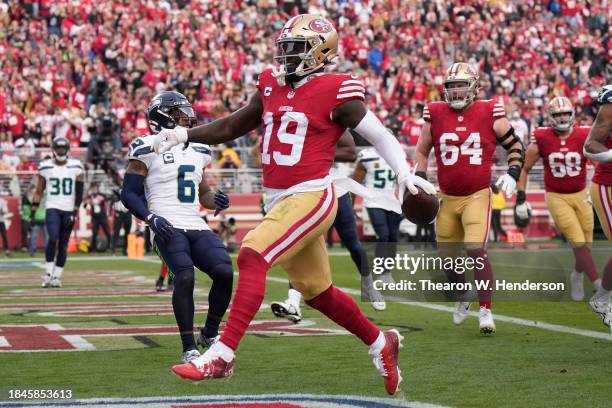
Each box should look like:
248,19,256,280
152,14,436,394
516,97,601,301
583,84,612,327
415,62,525,334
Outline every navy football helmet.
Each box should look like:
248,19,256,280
147,91,197,133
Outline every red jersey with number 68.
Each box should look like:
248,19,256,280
256,69,365,191
533,126,589,194
424,100,505,196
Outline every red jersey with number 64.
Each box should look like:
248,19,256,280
533,126,589,194
424,100,504,196
256,68,365,190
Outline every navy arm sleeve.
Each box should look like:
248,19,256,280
121,173,151,221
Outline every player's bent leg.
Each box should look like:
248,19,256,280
172,187,338,382
333,202,385,310
283,235,401,394
156,232,198,355
190,230,234,346
588,182,612,327
334,193,369,277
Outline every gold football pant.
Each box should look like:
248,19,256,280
590,182,612,241
545,189,593,245
436,187,492,250
242,185,338,299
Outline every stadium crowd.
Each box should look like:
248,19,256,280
0,0,609,171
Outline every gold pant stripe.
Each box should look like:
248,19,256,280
261,185,335,264
590,182,612,241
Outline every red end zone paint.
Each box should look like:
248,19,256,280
0,321,347,352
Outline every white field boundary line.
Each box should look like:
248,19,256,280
2,256,611,340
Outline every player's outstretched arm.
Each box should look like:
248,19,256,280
335,131,357,162
415,122,433,178
584,103,612,162
517,142,540,193
154,92,264,153
332,100,436,195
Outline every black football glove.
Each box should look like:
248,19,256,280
214,190,230,216
514,191,531,227
146,213,174,242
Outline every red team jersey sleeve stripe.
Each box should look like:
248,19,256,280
336,78,365,101
492,103,506,117
422,106,431,122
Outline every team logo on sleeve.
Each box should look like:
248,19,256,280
309,19,332,33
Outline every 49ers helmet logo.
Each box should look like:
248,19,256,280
309,19,332,33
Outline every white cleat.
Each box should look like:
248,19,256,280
453,301,471,325
181,349,201,363
589,292,611,327
362,275,386,311
49,277,62,288
478,307,496,334
41,274,52,288
270,300,302,323
570,270,584,301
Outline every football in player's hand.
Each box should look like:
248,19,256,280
401,187,439,225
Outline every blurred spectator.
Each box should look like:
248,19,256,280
29,198,47,257
111,189,132,256
20,185,35,252
0,0,608,167
16,155,36,172
84,183,111,252
218,143,242,169
0,197,10,256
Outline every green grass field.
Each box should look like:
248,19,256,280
0,246,611,408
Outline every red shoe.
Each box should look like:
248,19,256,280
172,355,234,382
369,329,403,395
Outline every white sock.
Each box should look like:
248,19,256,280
212,340,235,363
53,266,63,279
368,331,385,353
288,288,302,308
45,262,54,277
593,278,602,289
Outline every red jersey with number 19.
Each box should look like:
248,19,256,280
533,126,589,194
256,69,365,190
423,100,504,196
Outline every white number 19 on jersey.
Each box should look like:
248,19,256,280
261,112,308,166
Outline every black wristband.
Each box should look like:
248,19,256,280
516,190,526,204
415,171,427,180
507,165,521,182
